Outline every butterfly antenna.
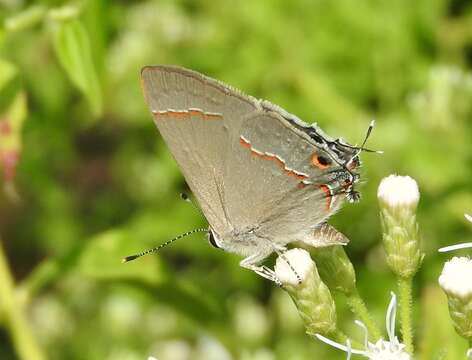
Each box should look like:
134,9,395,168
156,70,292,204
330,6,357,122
122,228,208,263
357,120,383,154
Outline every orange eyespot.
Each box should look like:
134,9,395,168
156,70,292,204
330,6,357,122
311,153,331,169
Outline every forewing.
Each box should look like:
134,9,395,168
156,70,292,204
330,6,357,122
141,66,258,234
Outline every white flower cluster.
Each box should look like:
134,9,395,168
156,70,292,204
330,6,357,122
438,213,472,359
377,175,419,209
316,293,411,360
438,214,472,300
439,256,472,300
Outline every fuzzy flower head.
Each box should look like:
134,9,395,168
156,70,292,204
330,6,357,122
439,257,472,340
377,175,422,278
377,175,419,210
438,214,472,301
439,256,472,300
438,213,472,342
316,293,411,360
275,248,337,336
274,248,314,286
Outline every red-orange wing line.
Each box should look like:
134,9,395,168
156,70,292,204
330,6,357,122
319,184,332,210
153,109,223,121
239,136,308,182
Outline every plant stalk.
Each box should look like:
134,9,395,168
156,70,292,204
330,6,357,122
0,239,45,360
398,276,414,355
346,289,382,341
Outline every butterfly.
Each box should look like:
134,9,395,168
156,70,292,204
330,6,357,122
132,65,374,283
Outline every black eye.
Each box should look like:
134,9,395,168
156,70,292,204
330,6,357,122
208,231,220,249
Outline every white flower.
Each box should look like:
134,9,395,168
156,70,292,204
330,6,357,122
438,214,472,252
438,214,472,299
377,175,422,277
438,213,472,356
377,175,419,209
275,248,337,335
274,248,314,286
316,293,411,360
439,213,472,358
439,256,472,300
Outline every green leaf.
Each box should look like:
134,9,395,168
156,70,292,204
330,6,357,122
0,59,18,92
4,5,47,32
77,229,165,285
52,19,103,117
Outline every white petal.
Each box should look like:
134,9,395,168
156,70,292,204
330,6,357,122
315,334,365,355
355,320,369,349
377,175,419,208
386,292,397,342
438,243,472,253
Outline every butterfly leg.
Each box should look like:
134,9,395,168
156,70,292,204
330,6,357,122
273,246,302,285
240,255,282,286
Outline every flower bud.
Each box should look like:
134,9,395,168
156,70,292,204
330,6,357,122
439,256,472,340
312,245,356,295
377,175,423,278
274,248,337,336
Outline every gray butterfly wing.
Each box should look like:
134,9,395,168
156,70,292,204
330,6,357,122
223,107,347,245
142,66,350,249
141,65,259,235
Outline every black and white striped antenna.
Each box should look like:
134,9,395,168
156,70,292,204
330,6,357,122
122,228,208,263
122,193,209,263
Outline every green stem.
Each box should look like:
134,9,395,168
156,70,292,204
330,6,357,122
397,276,414,355
0,239,45,360
346,290,382,341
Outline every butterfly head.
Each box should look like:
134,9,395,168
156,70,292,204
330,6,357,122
325,120,380,203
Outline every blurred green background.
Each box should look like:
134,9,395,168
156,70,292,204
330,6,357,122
0,0,472,359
